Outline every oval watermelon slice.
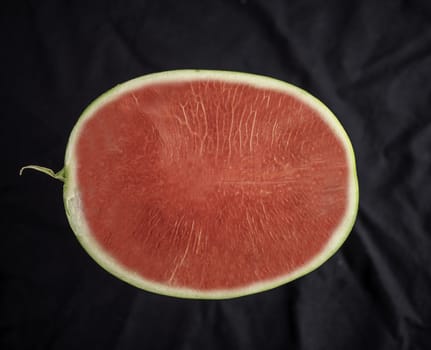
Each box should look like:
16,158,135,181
21,70,359,299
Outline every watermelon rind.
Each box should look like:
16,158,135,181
25,70,359,299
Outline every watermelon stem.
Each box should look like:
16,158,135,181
19,165,65,182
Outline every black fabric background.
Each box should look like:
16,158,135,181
2,1,431,349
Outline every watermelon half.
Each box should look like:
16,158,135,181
21,70,359,299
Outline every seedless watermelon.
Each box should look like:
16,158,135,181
21,70,358,299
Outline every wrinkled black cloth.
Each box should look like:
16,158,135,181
2,1,431,349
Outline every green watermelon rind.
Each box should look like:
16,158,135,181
62,70,359,299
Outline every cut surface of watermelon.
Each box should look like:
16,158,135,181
24,70,359,299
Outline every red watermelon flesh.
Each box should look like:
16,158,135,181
76,79,349,290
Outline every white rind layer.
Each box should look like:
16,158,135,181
63,70,359,299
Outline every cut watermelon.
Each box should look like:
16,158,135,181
21,70,359,299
